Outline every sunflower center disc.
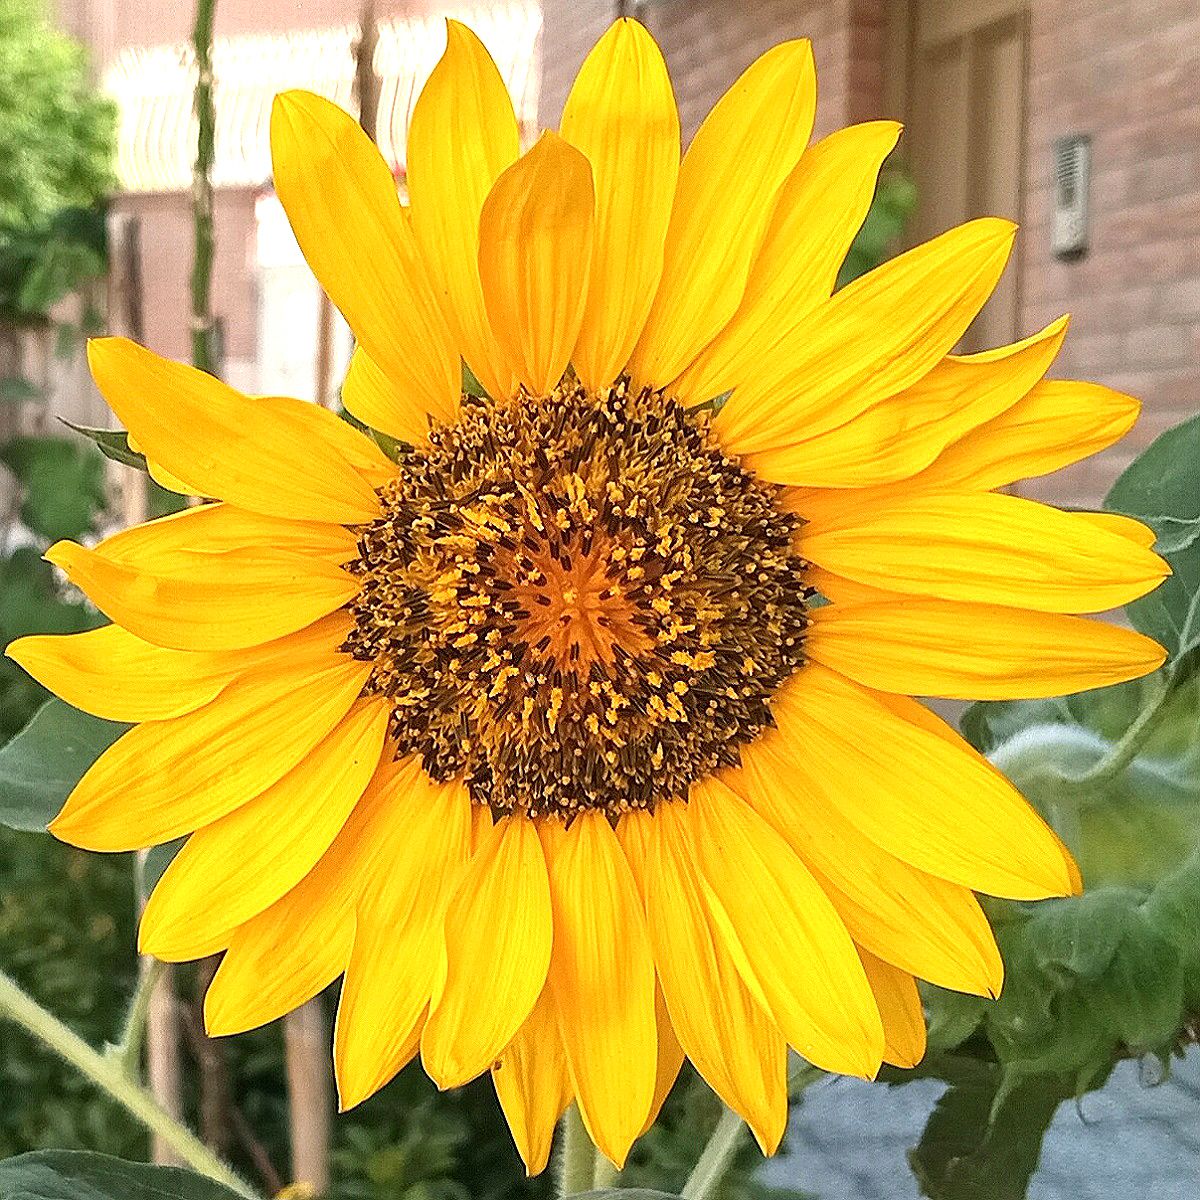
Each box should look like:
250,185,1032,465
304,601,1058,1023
343,378,811,819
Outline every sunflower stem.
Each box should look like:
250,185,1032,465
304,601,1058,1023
557,1103,596,1197
680,1104,744,1200
682,1062,825,1200
1062,674,1175,789
112,955,167,1078
0,969,258,1198
592,1152,619,1190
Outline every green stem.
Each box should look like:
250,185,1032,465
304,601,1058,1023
112,957,166,1078
592,1152,619,1190
557,1103,596,1197
682,1062,825,1200
0,969,257,1198
681,1105,744,1200
190,0,218,376
1063,675,1175,788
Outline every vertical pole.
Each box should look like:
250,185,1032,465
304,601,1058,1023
190,0,218,378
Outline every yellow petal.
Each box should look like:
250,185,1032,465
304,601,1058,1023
50,643,370,852
770,664,1080,899
204,755,405,1036
712,218,1016,455
807,597,1167,699
859,949,926,1068
801,491,1168,614
408,20,519,401
689,777,885,1077
873,688,1082,897
542,811,656,1168
1084,512,1159,548
422,814,552,1088
643,801,788,1153
560,18,680,390
341,347,432,445
88,337,382,523
95,503,359,571
139,697,389,961
628,40,816,388
270,90,459,421
673,120,901,407
613,810,687,1135
45,540,359,652
729,747,1002,996
7,624,231,723
478,133,595,396
335,761,473,1109
916,379,1141,492
743,316,1069,488
492,983,573,1176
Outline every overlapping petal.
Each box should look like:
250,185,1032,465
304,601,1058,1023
478,133,595,395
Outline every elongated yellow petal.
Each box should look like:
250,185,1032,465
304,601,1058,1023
335,761,473,1109
613,810,687,1135
95,503,359,571
139,697,389,961
478,133,594,396
713,218,1016,455
808,597,1167,699
629,40,816,388
46,541,359,652
643,802,788,1153
802,491,1168,614
270,90,459,421
729,747,1002,995
492,984,573,1177
541,812,656,1168
744,316,1069,488
688,777,885,1077
560,18,679,389
408,20,519,401
859,949,926,1068
673,120,900,407
204,755,405,1036
916,379,1142,492
873,688,1082,896
7,624,231,722
769,664,1080,898
341,347,432,445
51,648,370,852
1084,512,1158,548
422,814,552,1088
88,338,382,523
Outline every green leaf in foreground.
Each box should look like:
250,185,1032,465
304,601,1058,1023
58,419,148,471
0,1151,245,1200
0,699,127,831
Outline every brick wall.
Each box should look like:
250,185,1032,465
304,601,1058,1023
539,0,885,138
1019,0,1200,505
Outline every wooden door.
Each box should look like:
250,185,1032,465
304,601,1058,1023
898,0,1029,350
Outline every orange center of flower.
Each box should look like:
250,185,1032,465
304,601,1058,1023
342,378,811,819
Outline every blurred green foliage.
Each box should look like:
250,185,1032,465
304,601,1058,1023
0,0,114,232
837,159,917,289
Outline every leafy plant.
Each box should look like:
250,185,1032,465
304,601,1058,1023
889,407,1200,1199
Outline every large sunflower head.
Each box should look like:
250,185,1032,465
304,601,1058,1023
10,17,1168,1173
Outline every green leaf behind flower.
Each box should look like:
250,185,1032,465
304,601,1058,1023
0,699,127,831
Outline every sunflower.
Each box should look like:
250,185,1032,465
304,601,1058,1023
9,17,1167,1174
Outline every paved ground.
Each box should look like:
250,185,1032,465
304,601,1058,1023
759,1049,1200,1199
